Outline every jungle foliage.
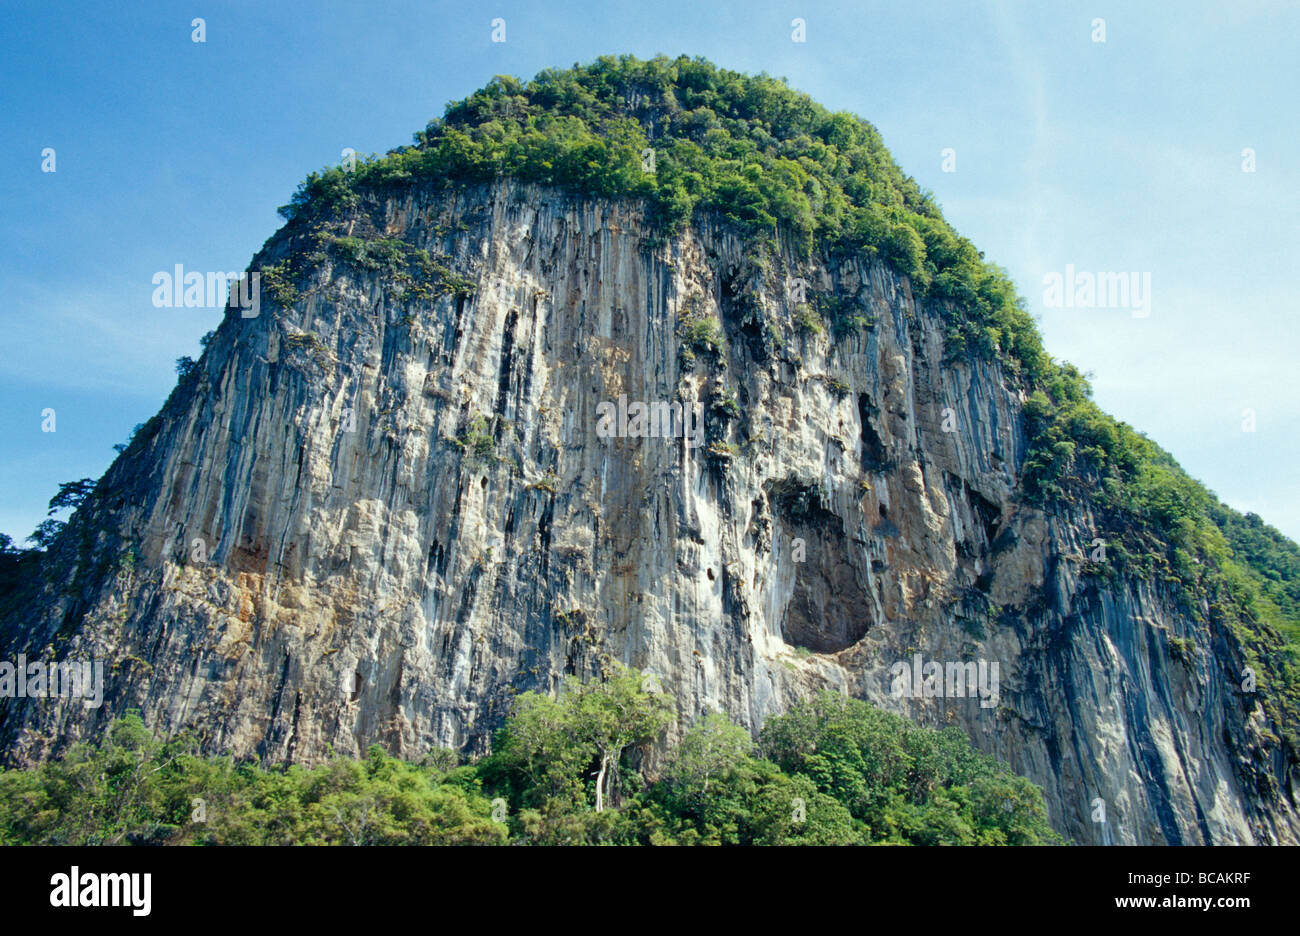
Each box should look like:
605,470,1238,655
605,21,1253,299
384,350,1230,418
0,671,1061,846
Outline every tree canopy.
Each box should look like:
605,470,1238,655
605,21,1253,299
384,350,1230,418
0,680,1063,846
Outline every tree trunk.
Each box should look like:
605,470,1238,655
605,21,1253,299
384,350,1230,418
594,752,612,812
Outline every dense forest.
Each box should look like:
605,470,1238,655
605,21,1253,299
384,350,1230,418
0,665,1061,846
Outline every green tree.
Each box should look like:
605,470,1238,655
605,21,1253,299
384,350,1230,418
761,693,1062,845
571,663,674,811
488,689,594,809
663,711,752,804
26,519,65,550
46,478,96,516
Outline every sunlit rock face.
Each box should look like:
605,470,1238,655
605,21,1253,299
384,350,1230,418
1,178,1295,846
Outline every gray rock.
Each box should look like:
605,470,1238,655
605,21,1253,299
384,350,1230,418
2,179,1295,845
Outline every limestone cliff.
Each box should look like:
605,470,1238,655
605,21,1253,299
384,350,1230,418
1,123,1296,846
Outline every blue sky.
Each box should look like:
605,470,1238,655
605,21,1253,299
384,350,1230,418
1,0,1296,542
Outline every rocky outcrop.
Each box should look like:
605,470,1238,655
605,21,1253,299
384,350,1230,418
1,179,1295,845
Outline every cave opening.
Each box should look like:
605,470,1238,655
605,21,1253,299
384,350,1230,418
767,476,874,654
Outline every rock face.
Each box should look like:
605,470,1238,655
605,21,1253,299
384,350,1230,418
1,179,1296,846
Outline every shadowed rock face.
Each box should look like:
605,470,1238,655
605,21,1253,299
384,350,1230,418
765,477,873,653
1,179,1296,845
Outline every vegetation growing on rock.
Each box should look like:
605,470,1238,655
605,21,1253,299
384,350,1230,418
279,54,1047,383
